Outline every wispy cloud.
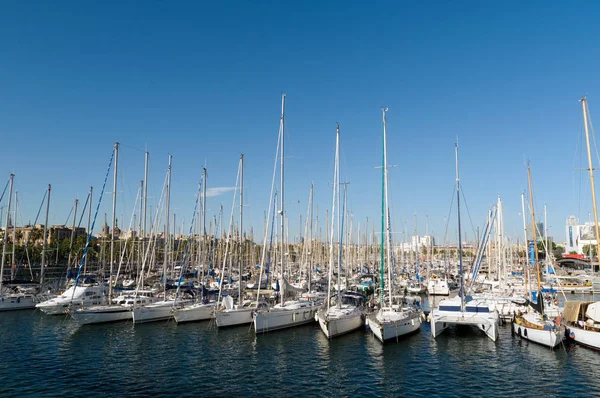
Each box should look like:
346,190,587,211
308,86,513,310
202,187,235,197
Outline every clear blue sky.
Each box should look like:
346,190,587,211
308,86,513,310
0,1,598,245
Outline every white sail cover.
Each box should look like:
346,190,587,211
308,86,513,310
222,295,234,310
280,278,306,298
585,302,600,323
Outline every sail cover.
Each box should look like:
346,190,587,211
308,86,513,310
585,302,600,323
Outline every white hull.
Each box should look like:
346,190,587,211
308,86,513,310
71,305,132,324
430,297,499,341
566,325,600,350
132,301,177,324
407,286,427,294
317,305,364,339
173,302,215,323
512,321,563,348
427,280,450,296
367,310,422,342
254,301,322,333
36,285,108,315
0,294,37,311
215,307,254,328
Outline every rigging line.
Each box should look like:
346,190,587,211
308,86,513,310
119,142,146,153
77,192,91,228
587,102,600,168
459,185,477,243
15,191,47,271
442,185,456,245
0,179,9,205
175,183,202,299
71,147,115,302
63,204,74,227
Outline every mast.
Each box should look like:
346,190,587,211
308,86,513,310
40,183,51,286
238,154,244,302
455,143,465,312
308,183,314,292
109,142,119,300
326,125,339,311
85,186,92,275
0,174,14,291
521,193,530,299
164,154,172,300
11,190,17,279
380,108,387,309
527,164,541,294
581,97,600,263
142,152,149,268
67,198,78,275
280,93,286,282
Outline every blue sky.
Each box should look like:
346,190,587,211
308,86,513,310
0,1,599,245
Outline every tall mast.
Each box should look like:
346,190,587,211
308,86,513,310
11,190,17,280
380,108,388,309
0,174,14,291
164,154,172,300
308,183,314,292
581,97,600,262
67,198,78,275
40,183,51,286
326,124,339,311
238,154,244,302
142,152,149,264
521,193,530,299
109,142,119,300
85,186,92,275
455,143,465,311
527,163,541,294
280,93,286,280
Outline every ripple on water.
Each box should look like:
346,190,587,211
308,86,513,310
1,308,600,397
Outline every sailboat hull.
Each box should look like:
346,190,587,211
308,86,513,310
173,302,215,323
367,310,422,342
71,305,132,324
566,325,600,350
317,306,364,339
513,321,563,348
132,301,176,324
215,308,254,328
0,294,37,311
254,301,322,333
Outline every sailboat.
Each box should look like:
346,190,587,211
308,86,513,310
0,175,39,311
511,165,564,347
430,143,499,342
254,98,323,333
132,155,193,324
214,153,255,328
71,143,139,324
316,124,366,339
173,175,221,323
366,108,422,343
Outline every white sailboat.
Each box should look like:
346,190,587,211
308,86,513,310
562,97,600,350
430,143,499,342
254,114,323,333
317,124,366,339
71,143,136,324
214,153,255,328
0,175,38,311
511,166,563,348
366,107,422,343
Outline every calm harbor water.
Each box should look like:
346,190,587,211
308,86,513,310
2,297,600,397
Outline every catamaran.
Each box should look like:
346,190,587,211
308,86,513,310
430,143,499,342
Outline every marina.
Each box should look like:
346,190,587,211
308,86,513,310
4,1,600,396
2,295,600,396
